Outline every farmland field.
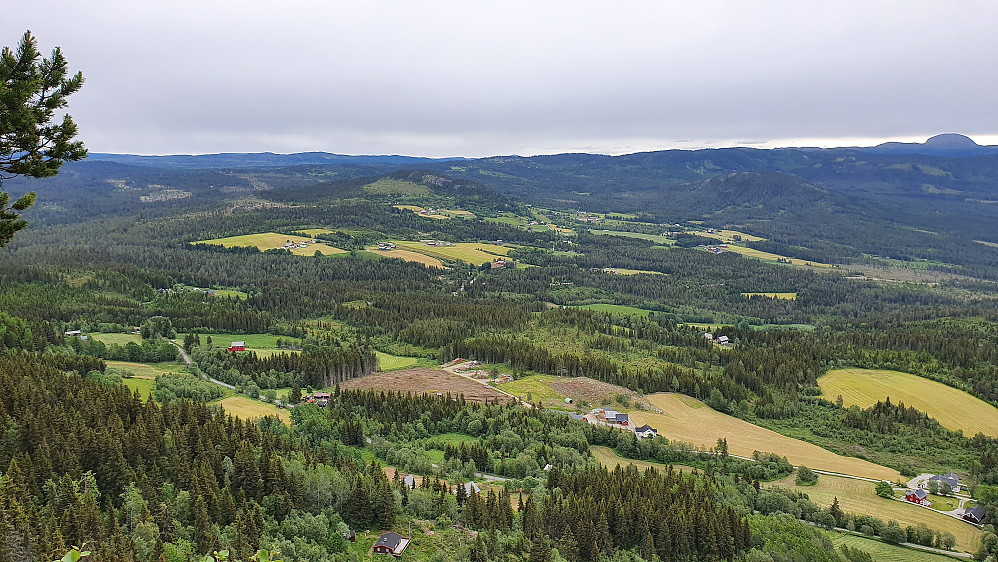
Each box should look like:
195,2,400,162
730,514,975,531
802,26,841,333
375,351,419,371
590,230,674,245
179,332,286,350
191,232,349,255
608,268,665,276
720,245,836,268
590,446,696,474
499,375,572,409
769,472,981,553
216,396,290,424
368,247,445,268
342,368,513,403
90,332,143,346
106,360,182,378
818,368,998,437
123,377,156,400
741,292,798,300
568,303,654,317
630,393,900,481
697,229,766,243
828,533,963,562
296,228,336,236
390,241,514,266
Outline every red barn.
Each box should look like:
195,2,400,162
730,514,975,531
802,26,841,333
228,341,245,352
905,488,928,505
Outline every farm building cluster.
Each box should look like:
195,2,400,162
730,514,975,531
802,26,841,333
281,239,317,250
377,242,397,250
583,408,659,440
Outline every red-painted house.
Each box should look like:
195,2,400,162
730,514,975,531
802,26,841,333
905,488,929,505
228,341,245,352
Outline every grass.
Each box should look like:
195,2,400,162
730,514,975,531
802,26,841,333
630,393,900,481
568,303,654,317
590,230,674,245
106,360,183,378
697,229,766,243
719,245,836,268
768,472,981,553
609,268,665,276
591,446,696,473
375,351,419,371
191,232,349,256
364,178,432,196
367,247,445,268
123,377,156,400
828,532,963,561
975,240,998,249
90,333,143,346
180,332,286,350
215,396,290,424
209,288,248,298
390,241,514,266
499,375,570,407
296,228,336,236
818,368,998,438
393,204,449,219
741,292,798,300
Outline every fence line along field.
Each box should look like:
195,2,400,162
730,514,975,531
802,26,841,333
768,472,981,553
629,393,900,481
819,368,998,438
191,232,349,255
342,368,514,403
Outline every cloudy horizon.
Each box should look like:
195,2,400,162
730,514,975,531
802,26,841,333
7,1,998,158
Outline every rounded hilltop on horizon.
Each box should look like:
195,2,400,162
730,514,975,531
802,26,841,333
923,133,980,148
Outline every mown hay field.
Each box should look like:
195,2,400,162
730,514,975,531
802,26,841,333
720,244,836,268
819,368,998,437
217,396,290,424
630,393,900,481
769,472,980,553
90,332,144,346
192,232,348,255
590,230,674,245
390,241,514,266
375,351,419,371
368,247,445,268
105,360,181,378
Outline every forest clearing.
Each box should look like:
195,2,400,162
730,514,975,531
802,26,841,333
216,395,291,424
630,393,901,481
819,368,998,437
367,246,446,267
342,368,514,403
388,240,515,266
191,231,349,255
741,292,798,300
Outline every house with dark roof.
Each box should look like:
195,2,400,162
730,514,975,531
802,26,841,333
373,532,411,556
904,488,929,505
634,424,658,438
963,506,986,525
926,472,959,491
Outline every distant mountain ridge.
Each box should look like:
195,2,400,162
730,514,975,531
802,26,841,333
867,133,998,157
86,151,465,168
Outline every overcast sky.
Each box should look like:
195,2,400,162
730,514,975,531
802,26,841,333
6,1,998,157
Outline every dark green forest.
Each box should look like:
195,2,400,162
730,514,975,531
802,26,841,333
2,154,998,561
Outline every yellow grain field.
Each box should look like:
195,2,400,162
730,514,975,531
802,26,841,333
192,232,348,256
768,472,981,553
630,393,900,481
368,248,445,268
721,245,836,268
217,396,290,424
391,241,514,266
819,368,998,437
